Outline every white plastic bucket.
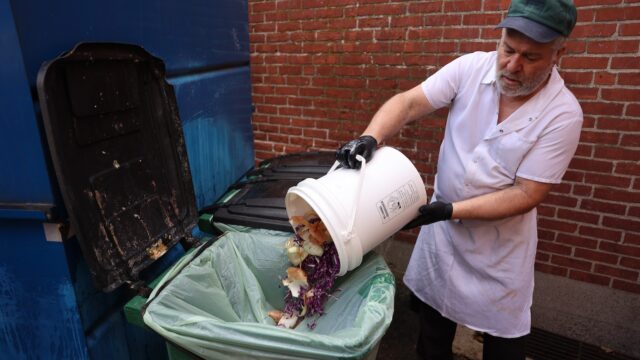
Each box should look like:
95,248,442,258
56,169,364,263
285,146,427,275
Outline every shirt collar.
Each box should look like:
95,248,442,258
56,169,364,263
484,66,565,139
481,66,496,85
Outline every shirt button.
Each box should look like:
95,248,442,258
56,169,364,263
499,129,504,133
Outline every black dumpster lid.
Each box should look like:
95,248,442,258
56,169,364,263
244,151,334,181
37,43,198,292
208,178,303,232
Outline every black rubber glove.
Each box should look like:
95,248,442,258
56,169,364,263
335,135,378,169
402,201,453,230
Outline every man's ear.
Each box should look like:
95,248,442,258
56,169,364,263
554,46,566,66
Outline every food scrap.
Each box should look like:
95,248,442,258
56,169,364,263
268,211,340,329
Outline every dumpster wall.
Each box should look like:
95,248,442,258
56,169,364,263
1,0,254,358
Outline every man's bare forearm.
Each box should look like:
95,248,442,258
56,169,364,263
451,177,553,220
362,85,436,143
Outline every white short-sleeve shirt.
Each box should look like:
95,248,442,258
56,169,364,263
403,51,583,338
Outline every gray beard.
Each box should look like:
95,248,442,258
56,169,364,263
496,66,553,97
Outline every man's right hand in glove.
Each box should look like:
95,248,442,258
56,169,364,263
335,135,378,169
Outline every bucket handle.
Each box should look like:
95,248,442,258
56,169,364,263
328,155,367,242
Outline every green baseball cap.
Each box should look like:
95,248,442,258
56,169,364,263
496,0,577,43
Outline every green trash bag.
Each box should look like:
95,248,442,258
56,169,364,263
142,230,395,360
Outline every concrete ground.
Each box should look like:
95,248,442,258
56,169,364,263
376,279,482,360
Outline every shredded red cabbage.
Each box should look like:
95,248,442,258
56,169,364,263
282,237,340,329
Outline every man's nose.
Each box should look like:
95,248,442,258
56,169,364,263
506,55,523,73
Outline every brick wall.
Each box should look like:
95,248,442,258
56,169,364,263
248,0,640,294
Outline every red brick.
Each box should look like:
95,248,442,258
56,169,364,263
595,187,640,203
580,199,626,217
314,8,344,19
618,72,640,86
565,40,587,55
535,262,569,277
557,209,601,224
594,146,640,161
268,133,290,143
443,27,480,39
569,270,611,286
390,16,423,28
602,88,640,102
444,0,482,12
572,23,617,38
275,0,300,10
620,23,640,36
621,134,640,147
584,173,632,188
612,279,640,294
597,117,640,131
538,228,557,241
581,102,625,116
595,6,640,21
572,184,592,196
254,140,274,152
562,71,594,85
265,10,289,22
575,248,619,264
568,157,614,173
579,225,624,242
353,3,406,16
289,136,313,147
552,255,592,271
460,41,499,53
587,40,640,54
256,104,278,114
251,2,276,13
595,264,639,281
279,126,302,136
627,104,640,117
612,57,640,70
290,118,314,128
616,162,640,177
572,87,599,100
279,107,302,117
600,241,640,257
345,30,373,41
536,252,551,262
358,17,389,28
538,218,579,233
562,56,609,69
338,78,367,89
463,13,503,26
594,71,616,85
624,233,640,246
313,138,340,149
542,193,579,208
557,234,599,249
425,14,462,26
621,256,640,270
407,2,443,13
254,151,274,161
563,170,585,182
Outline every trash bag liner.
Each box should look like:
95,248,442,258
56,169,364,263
143,230,395,360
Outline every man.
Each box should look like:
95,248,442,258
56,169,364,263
336,0,582,359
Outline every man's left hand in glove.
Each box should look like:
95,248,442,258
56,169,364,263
403,201,453,230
